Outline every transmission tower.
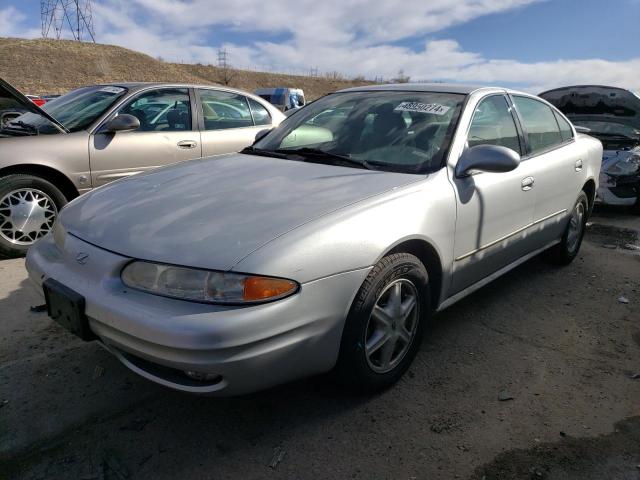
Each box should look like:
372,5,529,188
217,48,229,69
41,0,96,42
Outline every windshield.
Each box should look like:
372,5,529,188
10,85,128,134
254,91,465,174
572,120,640,138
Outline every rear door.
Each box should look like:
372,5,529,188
450,94,537,294
89,87,201,187
511,95,583,245
197,89,274,157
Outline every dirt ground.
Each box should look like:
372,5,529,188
1,206,639,480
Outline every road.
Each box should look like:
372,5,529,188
1,207,639,480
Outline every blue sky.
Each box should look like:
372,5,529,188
434,0,639,62
1,0,639,92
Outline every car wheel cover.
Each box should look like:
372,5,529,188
566,200,585,253
0,188,58,245
364,278,419,374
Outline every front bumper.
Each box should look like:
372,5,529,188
26,233,370,395
595,184,638,206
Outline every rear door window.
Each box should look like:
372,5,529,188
199,90,254,130
513,96,563,154
247,98,272,126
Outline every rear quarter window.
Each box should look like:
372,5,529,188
553,110,574,142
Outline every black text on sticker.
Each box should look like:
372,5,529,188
394,102,450,115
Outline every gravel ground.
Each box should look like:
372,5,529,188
1,206,639,480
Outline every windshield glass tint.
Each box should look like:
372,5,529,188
13,85,128,134
256,91,465,173
573,120,640,138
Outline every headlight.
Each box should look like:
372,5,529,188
121,261,299,304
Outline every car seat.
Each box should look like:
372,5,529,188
360,104,407,150
128,108,149,131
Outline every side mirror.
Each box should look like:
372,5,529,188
456,144,520,177
254,128,272,144
102,114,140,133
574,125,591,134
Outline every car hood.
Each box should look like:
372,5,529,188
0,77,67,132
60,154,423,271
539,85,640,128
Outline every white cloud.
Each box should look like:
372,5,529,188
2,1,640,93
0,6,39,38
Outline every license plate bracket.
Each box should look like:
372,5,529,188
43,278,94,341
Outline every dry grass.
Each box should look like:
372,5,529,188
0,37,371,99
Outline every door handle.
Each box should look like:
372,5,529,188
177,140,197,149
521,176,535,191
575,159,583,171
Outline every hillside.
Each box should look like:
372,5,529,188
0,37,370,99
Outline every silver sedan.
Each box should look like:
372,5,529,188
26,84,602,395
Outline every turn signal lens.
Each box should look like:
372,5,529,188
243,277,297,302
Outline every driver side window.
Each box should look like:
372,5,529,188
117,88,192,132
468,95,522,154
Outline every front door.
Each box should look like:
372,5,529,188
197,89,273,157
449,94,537,295
89,87,201,187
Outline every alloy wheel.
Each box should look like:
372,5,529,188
566,201,585,253
0,188,58,245
364,278,419,374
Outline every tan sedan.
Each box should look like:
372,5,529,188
0,79,285,257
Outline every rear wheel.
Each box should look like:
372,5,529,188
0,174,67,258
335,253,429,392
546,191,589,265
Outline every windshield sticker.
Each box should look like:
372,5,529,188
99,86,125,94
394,102,450,115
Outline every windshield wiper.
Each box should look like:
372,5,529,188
7,120,39,135
275,147,373,170
240,146,289,159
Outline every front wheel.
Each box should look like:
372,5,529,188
335,253,430,393
545,191,589,265
0,174,68,258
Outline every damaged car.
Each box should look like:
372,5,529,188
540,85,640,213
27,84,601,395
0,78,284,257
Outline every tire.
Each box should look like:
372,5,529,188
546,191,589,265
0,174,68,258
335,253,430,393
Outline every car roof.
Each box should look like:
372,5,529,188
335,83,500,95
91,82,259,96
